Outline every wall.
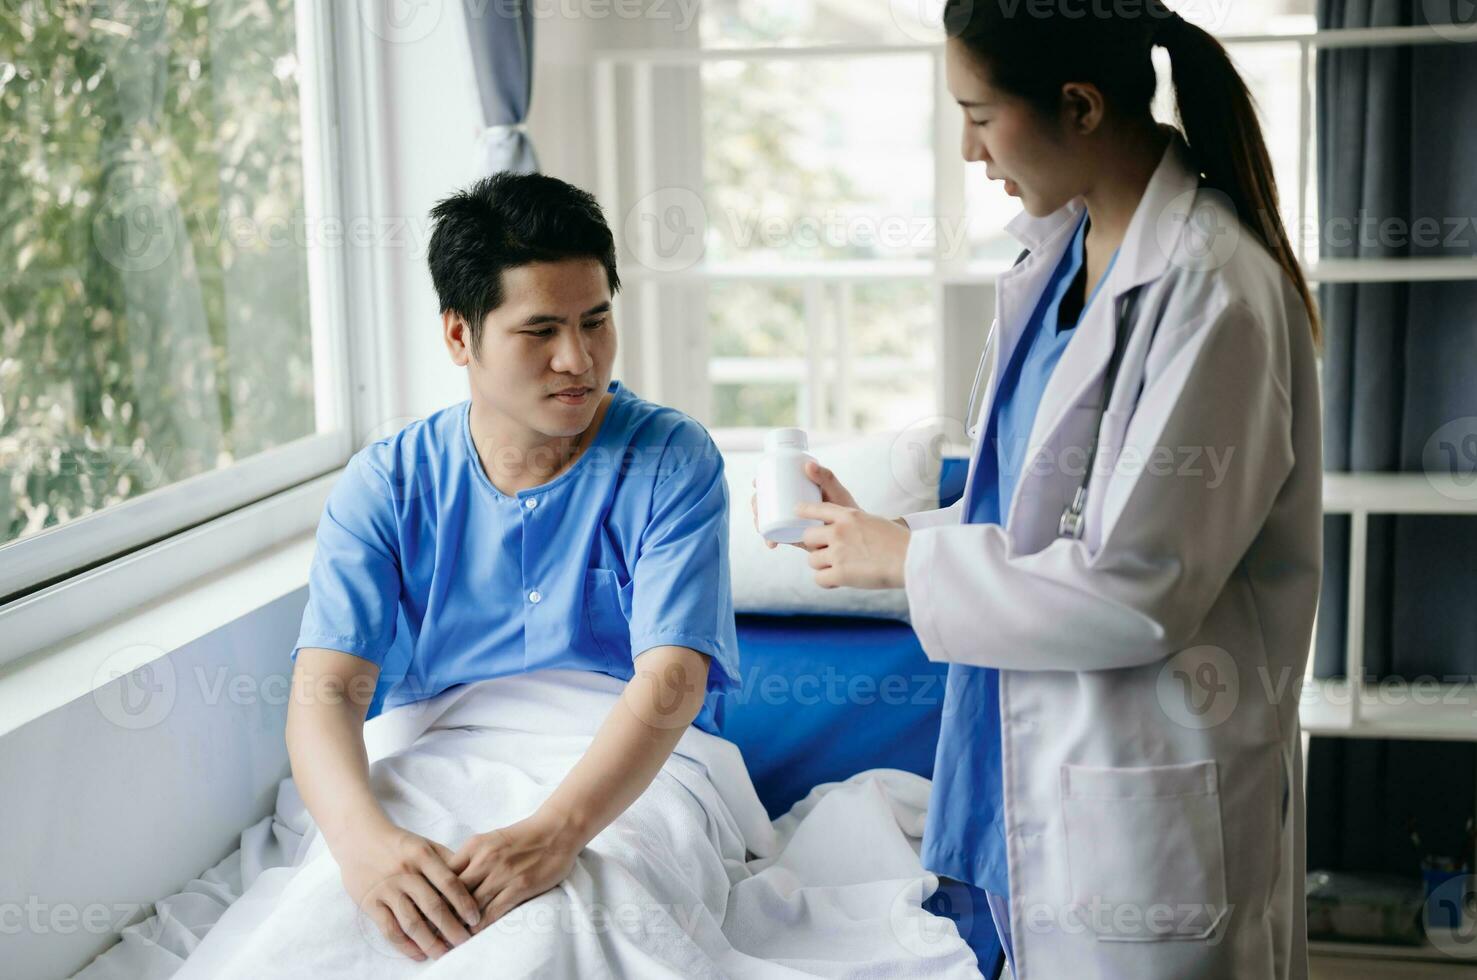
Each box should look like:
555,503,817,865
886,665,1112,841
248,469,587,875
3,592,304,979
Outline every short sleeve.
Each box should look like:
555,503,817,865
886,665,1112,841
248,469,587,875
627,424,741,694
292,452,402,667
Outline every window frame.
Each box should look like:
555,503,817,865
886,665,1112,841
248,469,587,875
0,1,393,642
593,22,1477,443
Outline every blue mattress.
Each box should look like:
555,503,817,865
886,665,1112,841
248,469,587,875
719,454,968,816
720,613,949,817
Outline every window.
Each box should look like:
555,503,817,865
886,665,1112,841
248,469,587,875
697,44,937,433
0,0,351,600
597,0,1328,439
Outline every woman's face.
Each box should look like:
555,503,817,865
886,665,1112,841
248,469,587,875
944,39,1086,218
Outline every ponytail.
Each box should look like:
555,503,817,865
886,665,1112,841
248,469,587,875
943,1,1321,346
1155,14,1321,345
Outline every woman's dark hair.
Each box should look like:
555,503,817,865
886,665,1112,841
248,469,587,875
427,171,621,358
944,0,1320,344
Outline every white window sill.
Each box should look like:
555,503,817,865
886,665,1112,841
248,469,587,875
0,532,317,740
0,472,340,735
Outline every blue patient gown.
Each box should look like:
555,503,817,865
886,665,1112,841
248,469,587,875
293,379,742,733
923,213,1117,975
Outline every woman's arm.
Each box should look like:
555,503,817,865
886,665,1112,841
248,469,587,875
902,300,1296,672
794,298,1298,673
451,645,712,929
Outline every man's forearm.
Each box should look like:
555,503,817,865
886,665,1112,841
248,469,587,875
533,645,711,849
286,653,396,855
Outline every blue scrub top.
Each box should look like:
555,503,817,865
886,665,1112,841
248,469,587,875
292,380,742,734
922,212,1117,897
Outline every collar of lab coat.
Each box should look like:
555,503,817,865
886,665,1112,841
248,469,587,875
982,129,1202,530
1003,127,1200,294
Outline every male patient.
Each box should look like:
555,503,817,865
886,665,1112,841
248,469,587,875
287,172,739,963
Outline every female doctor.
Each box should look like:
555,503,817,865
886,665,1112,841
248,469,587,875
776,3,1323,978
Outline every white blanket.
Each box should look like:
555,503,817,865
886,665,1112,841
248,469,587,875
73,670,979,979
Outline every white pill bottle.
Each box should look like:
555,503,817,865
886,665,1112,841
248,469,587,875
755,427,823,544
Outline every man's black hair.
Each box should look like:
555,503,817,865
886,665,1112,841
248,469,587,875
427,171,621,358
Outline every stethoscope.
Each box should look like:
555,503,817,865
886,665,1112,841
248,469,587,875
961,291,1141,541
965,247,1031,445
963,318,998,445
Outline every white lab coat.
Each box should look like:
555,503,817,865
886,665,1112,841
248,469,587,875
902,135,1320,979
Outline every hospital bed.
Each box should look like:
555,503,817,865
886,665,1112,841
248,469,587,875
69,458,980,978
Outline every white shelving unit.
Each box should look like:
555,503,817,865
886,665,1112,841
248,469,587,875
1310,938,1477,969
1303,476,1477,742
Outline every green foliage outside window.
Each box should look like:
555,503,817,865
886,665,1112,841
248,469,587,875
1,0,315,549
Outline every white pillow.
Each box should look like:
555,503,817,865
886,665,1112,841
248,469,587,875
722,426,945,622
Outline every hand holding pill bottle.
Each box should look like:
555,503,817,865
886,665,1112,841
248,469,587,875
753,428,823,545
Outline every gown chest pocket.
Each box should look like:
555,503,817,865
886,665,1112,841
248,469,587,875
584,567,633,668
1060,759,1230,942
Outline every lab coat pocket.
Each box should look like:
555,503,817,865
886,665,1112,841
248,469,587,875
1060,760,1230,942
584,568,633,668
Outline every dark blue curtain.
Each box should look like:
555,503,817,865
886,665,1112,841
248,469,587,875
1307,0,1477,878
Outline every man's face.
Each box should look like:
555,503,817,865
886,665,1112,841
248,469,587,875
450,257,617,439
